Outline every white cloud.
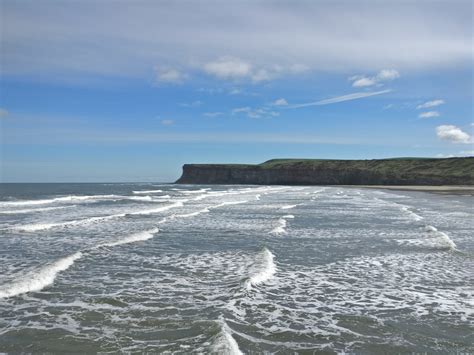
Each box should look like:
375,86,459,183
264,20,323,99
155,67,188,84
203,57,252,79
436,150,474,158
349,69,399,87
272,98,288,106
2,2,471,83
352,77,377,87
203,112,223,118
436,125,471,144
232,106,278,119
435,153,455,158
251,68,273,83
417,99,445,109
289,89,391,108
203,57,286,83
160,119,174,125
232,107,251,115
376,69,400,81
419,111,440,118
0,108,9,118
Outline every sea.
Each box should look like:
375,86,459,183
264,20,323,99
0,183,472,354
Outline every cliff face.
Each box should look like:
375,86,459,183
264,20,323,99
175,158,474,185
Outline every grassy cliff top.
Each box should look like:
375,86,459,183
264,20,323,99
185,157,474,178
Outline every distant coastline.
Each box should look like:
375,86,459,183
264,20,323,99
176,157,474,186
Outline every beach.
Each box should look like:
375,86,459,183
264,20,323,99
346,185,474,196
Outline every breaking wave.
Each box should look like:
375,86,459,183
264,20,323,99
424,225,457,250
245,248,276,290
98,228,159,248
14,202,183,232
0,205,75,215
211,319,243,355
400,206,423,221
0,252,83,298
270,215,294,235
132,189,163,194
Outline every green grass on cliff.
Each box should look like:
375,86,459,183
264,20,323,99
257,157,473,178
187,157,474,179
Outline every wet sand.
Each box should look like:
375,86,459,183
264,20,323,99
341,185,474,196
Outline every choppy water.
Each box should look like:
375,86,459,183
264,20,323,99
0,183,472,353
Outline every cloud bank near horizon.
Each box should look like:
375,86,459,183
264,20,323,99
2,1,472,84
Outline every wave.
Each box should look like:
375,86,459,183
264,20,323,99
211,319,243,355
132,189,163,194
127,196,153,202
281,204,297,210
396,225,458,251
0,205,75,215
14,213,125,232
0,252,82,298
15,202,183,232
424,225,457,250
0,194,162,207
213,200,249,208
0,194,122,207
98,228,159,248
179,188,211,194
174,207,211,218
270,215,294,235
400,206,423,221
245,248,276,290
127,201,183,216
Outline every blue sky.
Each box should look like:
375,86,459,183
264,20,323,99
0,1,472,182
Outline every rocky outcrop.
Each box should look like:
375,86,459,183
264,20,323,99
175,158,474,185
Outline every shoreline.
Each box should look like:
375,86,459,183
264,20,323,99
339,185,474,196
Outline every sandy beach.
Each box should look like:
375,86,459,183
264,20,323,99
342,185,474,196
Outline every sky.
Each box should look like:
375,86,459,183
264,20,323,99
0,0,473,182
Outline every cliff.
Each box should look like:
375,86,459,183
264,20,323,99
175,157,474,185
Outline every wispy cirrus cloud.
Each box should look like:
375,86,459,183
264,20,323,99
2,2,471,86
154,67,188,84
419,111,440,118
417,99,445,109
232,107,279,118
288,90,391,109
272,98,288,106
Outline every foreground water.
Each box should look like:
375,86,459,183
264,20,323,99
0,183,472,353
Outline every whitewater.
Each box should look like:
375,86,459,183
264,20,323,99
0,183,472,353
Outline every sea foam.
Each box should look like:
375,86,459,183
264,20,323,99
424,225,457,250
99,228,159,247
132,189,163,194
246,248,277,290
211,319,243,355
0,252,82,298
270,215,294,235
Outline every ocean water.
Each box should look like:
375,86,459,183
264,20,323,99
0,183,472,354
